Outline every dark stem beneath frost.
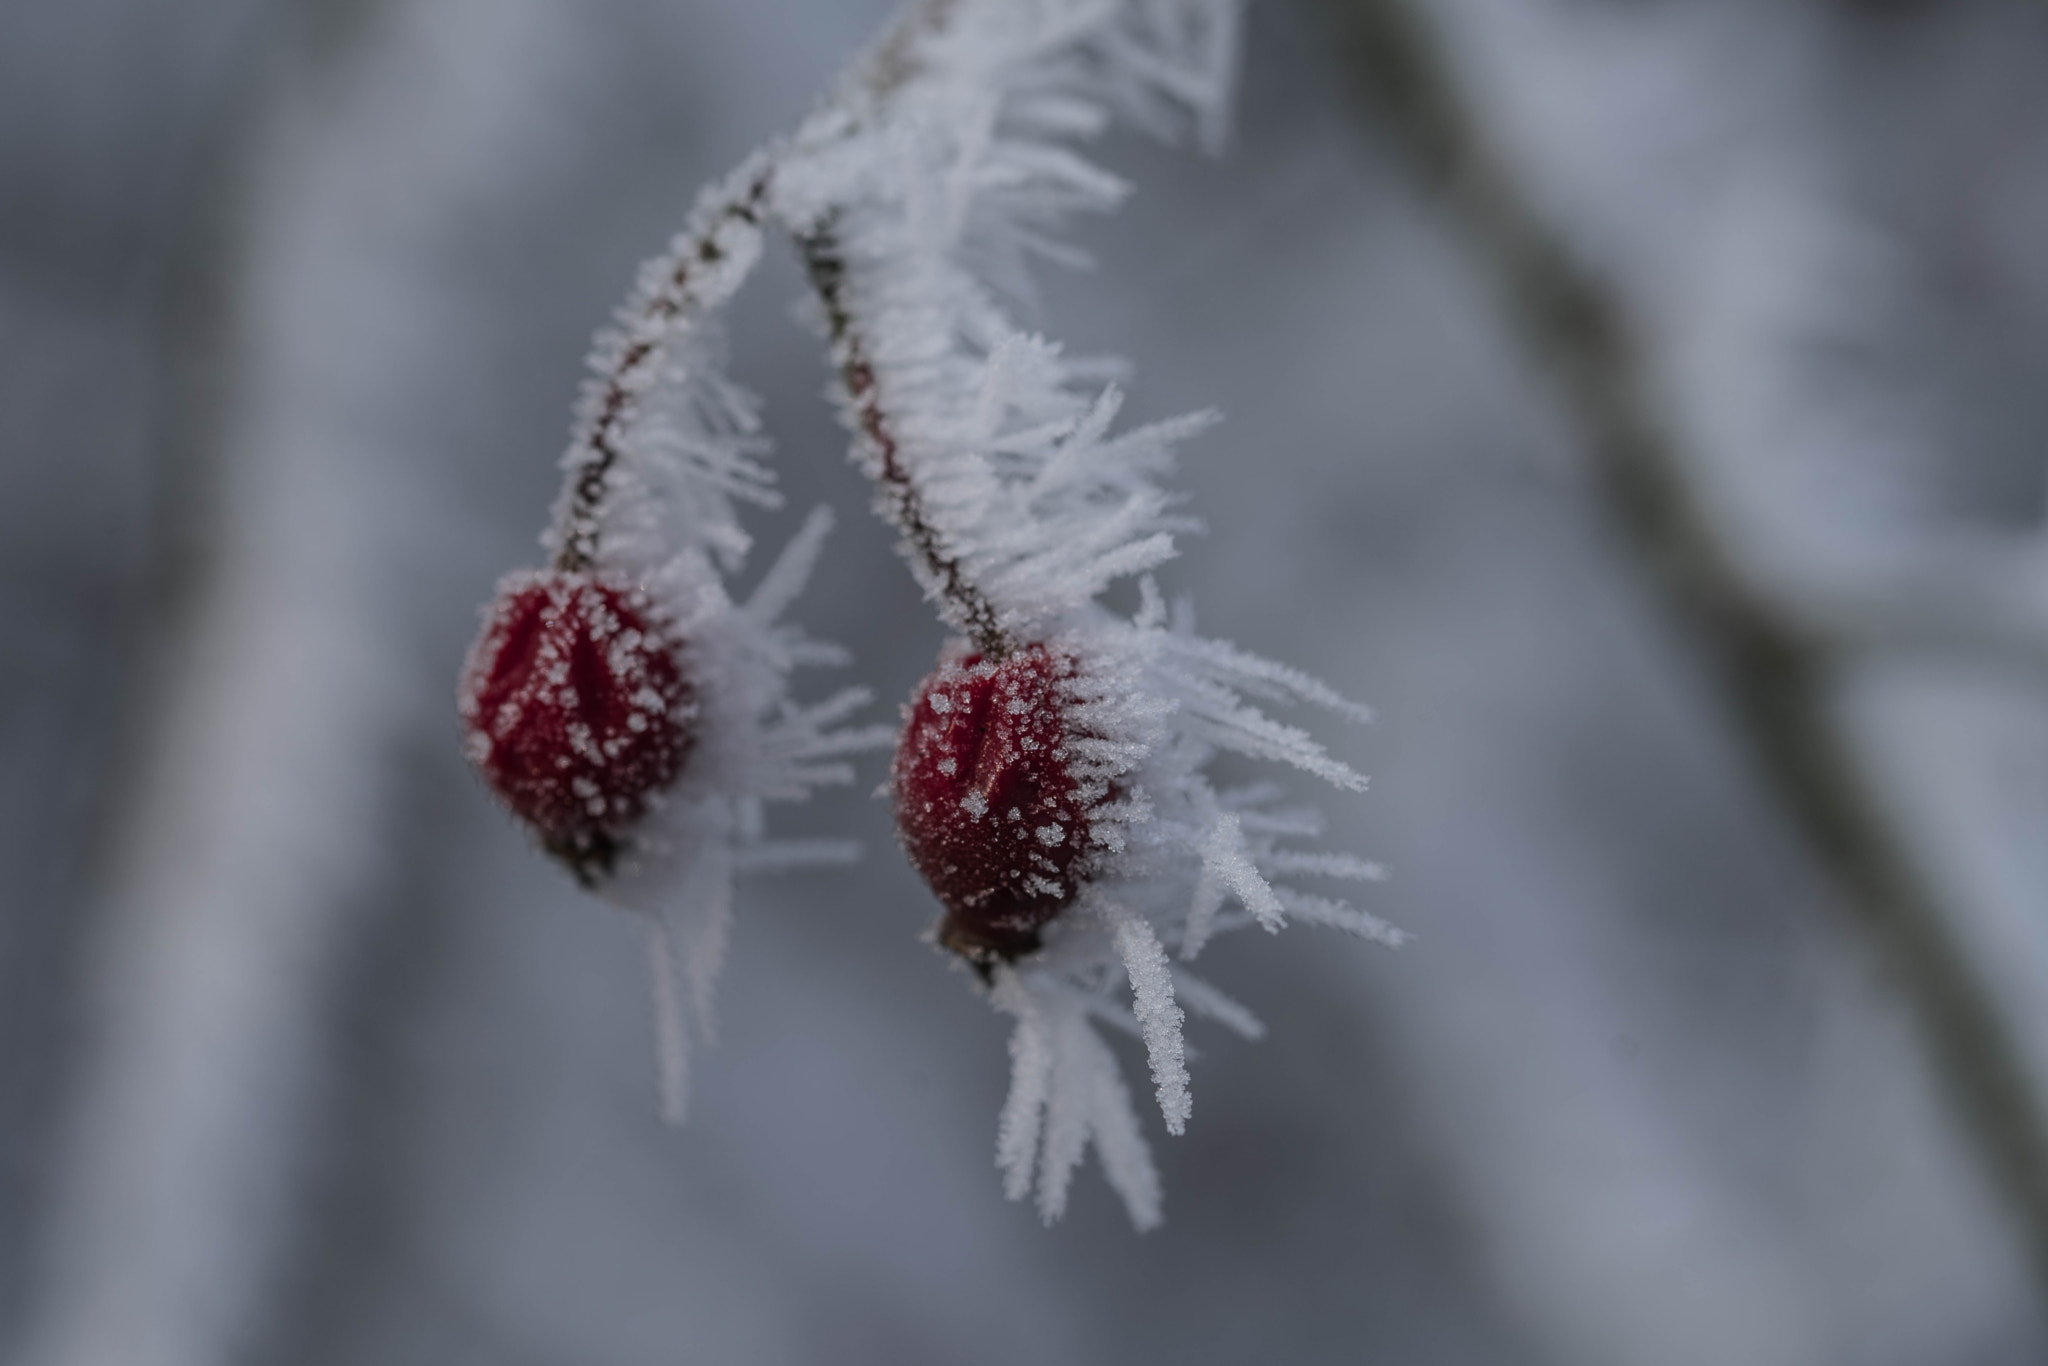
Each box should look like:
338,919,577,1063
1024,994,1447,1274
797,224,1015,656
553,171,774,573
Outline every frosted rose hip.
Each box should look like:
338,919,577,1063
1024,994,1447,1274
893,645,1094,964
458,571,695,882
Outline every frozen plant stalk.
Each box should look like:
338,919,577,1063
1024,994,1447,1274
460,0,1398,1228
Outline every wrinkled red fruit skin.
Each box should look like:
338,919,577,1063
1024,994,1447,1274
458,572,694,884
893,645,1091,965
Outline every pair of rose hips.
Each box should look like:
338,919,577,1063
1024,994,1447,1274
458,570,1089,962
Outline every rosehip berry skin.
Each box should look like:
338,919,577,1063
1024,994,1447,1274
458,572,695,885
893,645,1093,966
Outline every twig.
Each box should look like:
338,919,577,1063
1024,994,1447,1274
551,170,773,572
553,0,1015,653
796,224,1016,656
1317,0,2048,1296
790,0,1016,655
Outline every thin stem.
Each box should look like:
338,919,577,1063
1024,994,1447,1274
556,0,1002,642
552,169,774,573
796,224,1015,655
791,0,1015,654
1317,0,2048,1297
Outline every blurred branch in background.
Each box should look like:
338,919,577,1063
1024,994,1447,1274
1316,0,2048,1300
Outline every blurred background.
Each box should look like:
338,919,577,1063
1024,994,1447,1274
5,0,2048,1362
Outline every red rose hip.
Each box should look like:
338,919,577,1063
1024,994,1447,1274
458,571,695,883
893,644,1095,965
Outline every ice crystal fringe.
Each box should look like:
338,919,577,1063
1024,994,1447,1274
530,0,1394,1221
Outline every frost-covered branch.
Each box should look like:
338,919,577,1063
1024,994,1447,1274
1319,0,2048,1294
797,224,1014,652
462,0,1381,1229
550,162,776,574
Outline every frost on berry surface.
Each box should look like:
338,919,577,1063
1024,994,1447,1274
459,572,696,883
894,645,1093,964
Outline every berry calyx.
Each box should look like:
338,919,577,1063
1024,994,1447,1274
893,644,1096,966
458,571,696,883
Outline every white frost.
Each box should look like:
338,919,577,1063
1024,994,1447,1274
1106,900,1192,1135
